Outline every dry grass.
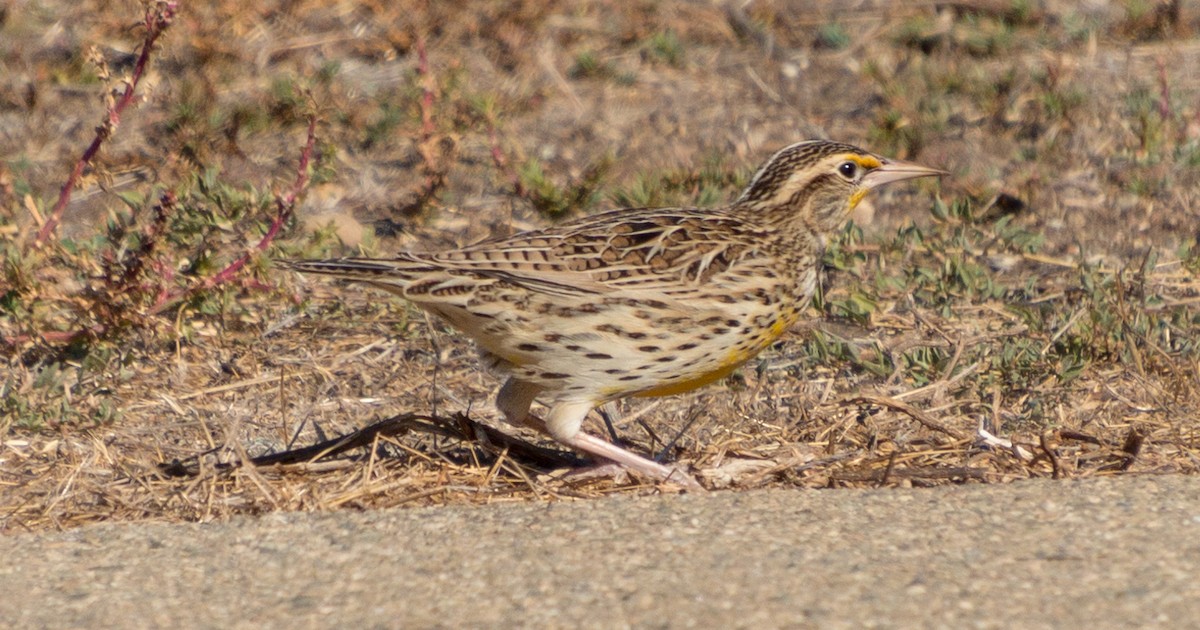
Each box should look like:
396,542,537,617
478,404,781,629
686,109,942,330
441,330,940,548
2,0,1199,532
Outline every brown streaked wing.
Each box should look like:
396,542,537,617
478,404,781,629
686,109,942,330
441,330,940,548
423,206,763,296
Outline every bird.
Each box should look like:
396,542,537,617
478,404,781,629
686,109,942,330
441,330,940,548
282,140,945,488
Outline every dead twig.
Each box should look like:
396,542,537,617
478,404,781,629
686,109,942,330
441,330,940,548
1040,431,1063,480
1118,428,1145,472
849,394,969,441
878,450,898,487
831,465,989,484
159,411,580,478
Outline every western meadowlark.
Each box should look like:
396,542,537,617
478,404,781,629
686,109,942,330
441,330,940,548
283,140,944,488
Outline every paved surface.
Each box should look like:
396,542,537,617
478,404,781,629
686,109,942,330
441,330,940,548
3,476,1199,629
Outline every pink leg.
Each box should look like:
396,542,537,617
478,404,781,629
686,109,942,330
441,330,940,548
547,401,704,490
496,380,702,489
560,431,703,489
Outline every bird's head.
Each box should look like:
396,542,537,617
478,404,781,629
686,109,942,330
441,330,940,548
734,140,946,233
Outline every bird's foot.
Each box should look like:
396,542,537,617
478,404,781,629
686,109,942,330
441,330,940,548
561,431,705,491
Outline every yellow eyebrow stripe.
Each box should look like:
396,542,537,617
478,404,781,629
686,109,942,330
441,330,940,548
844,154,882,169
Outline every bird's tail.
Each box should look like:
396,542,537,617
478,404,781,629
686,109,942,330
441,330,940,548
278,257,434,285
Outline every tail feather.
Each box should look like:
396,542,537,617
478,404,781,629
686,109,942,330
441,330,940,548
279,257,432,283
281,255,606,298
280,257,491,303
282,256,499,311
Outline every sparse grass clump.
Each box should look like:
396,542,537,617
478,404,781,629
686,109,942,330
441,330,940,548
517,156,612,218
809,195,1199,437
609,154,741,209
815,23,851,50
645,30,685,67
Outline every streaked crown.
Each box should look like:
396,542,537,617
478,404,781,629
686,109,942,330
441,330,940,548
732,140,944,233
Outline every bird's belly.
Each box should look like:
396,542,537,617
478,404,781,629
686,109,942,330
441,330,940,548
447,293,804,401
629,362,742,397
626,305,800,398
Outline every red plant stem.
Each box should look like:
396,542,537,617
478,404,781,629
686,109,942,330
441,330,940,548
1155,57,1171,121
113,190,175,293
182,114,317,299
416,37,435,139
408,35,448,208
32,1,178,248
2,115,317,348
487,122,525,196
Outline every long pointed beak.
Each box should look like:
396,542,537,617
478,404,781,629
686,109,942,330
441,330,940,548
862,159,948,189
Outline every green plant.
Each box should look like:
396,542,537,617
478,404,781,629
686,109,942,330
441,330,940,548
815,23,850,50
646,30,684,66
518,156,611,218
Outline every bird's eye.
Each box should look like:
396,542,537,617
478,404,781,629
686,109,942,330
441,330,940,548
838,161,858,180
